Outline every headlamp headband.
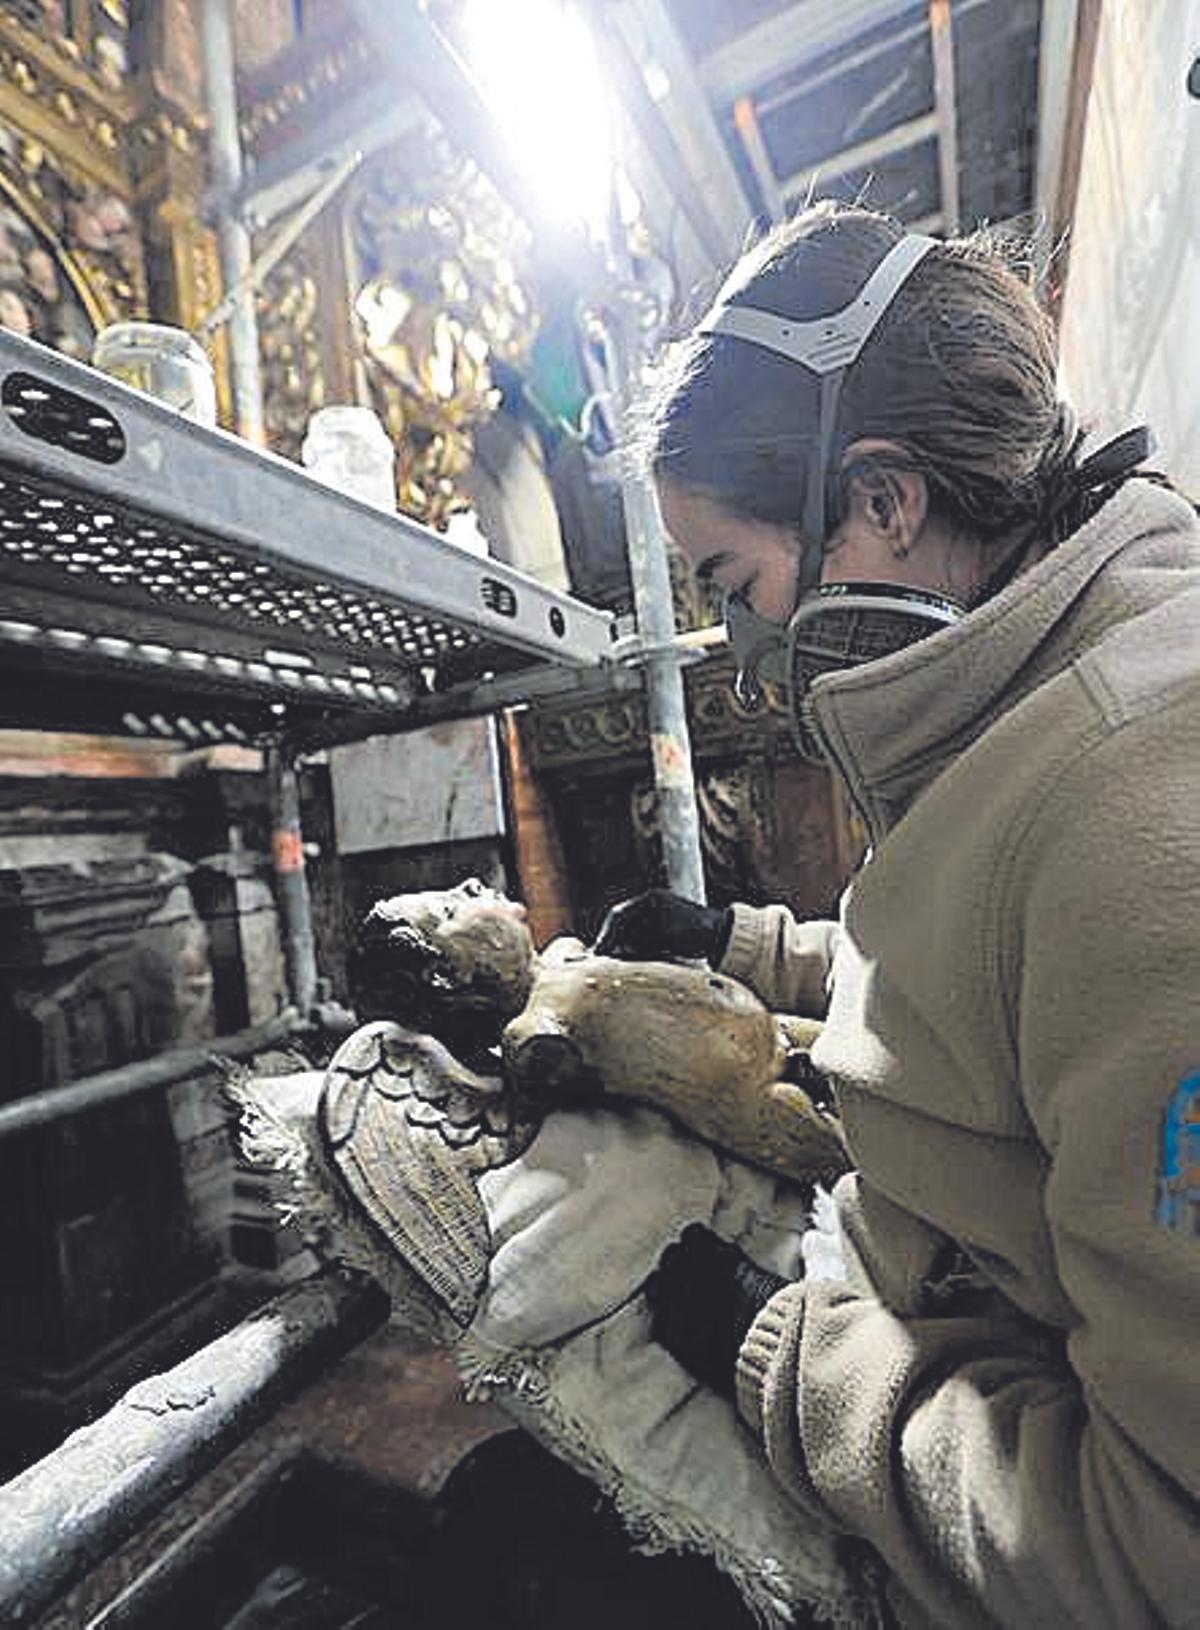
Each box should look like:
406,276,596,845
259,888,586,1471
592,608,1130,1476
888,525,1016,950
697,233,937,589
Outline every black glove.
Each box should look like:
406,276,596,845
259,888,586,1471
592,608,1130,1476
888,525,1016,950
646,1223,788,1399
592,889,733,965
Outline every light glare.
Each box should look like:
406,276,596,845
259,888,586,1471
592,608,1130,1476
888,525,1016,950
461,0,614,234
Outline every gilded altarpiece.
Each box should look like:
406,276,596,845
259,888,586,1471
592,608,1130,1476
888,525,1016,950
237,10,538,531
0,0,226,396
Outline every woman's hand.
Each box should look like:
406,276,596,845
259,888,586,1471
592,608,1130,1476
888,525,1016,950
646,1223,788,1398
592,890,733,965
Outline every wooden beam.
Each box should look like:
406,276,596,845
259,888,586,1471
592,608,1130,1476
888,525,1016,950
615,0,752,256
1043,0,1104,320
733,97,787,223
928,0,960,233
779,110,938,201
1034,0,1081,229
593,20,736,268
698,0,915,107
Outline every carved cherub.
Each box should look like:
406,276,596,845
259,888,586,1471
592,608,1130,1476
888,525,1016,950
350,878,846,1188
230,885,864,1630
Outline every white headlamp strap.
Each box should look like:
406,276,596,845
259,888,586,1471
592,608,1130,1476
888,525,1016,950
698,233,937,584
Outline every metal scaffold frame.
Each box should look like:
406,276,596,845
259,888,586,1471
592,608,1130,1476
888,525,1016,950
0,325,619,1123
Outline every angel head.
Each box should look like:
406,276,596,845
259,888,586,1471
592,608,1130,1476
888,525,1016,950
351,877,535,1053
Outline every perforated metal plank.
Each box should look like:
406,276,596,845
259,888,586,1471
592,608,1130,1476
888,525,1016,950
0,331,616,743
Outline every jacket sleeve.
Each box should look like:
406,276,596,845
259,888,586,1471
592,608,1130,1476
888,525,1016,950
719,902,840,1018
734,724,1200,1629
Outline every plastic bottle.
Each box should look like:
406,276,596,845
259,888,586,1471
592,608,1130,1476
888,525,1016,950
300,405,396,511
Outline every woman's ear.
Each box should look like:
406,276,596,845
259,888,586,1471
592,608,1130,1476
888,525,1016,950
841,440,929,553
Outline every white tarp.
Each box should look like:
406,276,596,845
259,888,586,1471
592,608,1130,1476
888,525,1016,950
1057,0,1199,498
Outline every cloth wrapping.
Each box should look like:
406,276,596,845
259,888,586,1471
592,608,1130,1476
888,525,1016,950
452,1105,879,1628
235,1033,874,1626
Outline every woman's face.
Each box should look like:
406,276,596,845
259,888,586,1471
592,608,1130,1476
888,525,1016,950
657,481,800,623
658,467,987,621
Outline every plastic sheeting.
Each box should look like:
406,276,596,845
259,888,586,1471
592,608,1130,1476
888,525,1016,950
1057,0,1199,498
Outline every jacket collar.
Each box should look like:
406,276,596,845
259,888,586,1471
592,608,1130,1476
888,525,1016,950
808,481,1192,842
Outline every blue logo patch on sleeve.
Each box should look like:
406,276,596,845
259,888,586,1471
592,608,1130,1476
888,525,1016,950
1157,1072,1200,1236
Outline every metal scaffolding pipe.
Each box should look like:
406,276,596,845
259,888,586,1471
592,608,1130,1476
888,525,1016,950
0,1011,304,1141
267,745,320,1019
605,228,706,903
200,0,266,443
619,466,707,903
0,1269,388,1625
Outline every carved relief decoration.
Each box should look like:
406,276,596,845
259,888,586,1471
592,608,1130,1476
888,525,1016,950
689,665,791,742
525,653,793,774
630,759,777,904
0,2,153,348
0,132,143,348
670,543,724,634
0,2,128,189
0,171,93,352
2,0,129,92
238,26,370,158
231,0,298,79
530,694,647,768
256,243,326,462
349,128,538,529
695,762,776,893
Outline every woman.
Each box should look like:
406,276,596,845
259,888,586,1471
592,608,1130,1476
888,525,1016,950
594,203,1200,1626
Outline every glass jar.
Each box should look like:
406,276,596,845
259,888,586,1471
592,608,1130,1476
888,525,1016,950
301,405,396,511
91,322,217,428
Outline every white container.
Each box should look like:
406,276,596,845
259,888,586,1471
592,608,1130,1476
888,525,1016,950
301,404,396,511
91,321,217,428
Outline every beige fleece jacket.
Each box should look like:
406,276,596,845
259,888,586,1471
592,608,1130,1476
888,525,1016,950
720,480,1200,1629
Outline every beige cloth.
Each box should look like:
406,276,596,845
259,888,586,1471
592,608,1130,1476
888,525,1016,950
455,1106,882,1629
722,481,1200,1628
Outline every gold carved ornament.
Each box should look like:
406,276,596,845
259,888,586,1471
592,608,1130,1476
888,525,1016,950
256,244,325,463
0,135,144,354
348,130,538,530
0,0,147,345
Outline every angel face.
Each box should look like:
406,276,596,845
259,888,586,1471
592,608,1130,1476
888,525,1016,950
354,878,536,1041
380,879,531,981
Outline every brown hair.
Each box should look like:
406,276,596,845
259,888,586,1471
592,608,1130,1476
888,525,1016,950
644,202,1082,551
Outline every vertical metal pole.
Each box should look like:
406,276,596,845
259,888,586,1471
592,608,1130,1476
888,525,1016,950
266,745,319,1019
605,213,706,903
929,0,961,236
200,0,266,443
619,458,707,903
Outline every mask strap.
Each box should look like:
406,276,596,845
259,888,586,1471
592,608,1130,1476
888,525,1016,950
1073,425,1154,489
800,371,846,590
974,424,1157,606
697,235,936,372
697,234,937,578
